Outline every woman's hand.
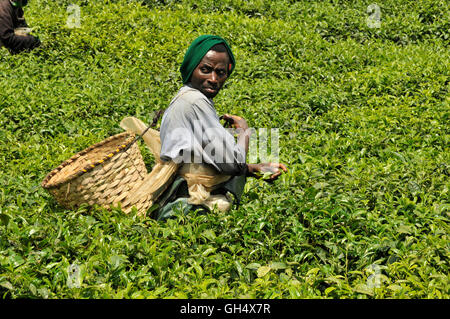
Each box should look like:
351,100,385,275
247,163,288,181
222,114,249,131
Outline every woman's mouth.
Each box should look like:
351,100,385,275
203,87,219,96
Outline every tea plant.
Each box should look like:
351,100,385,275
0,0,448,298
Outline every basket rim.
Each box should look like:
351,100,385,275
41,132,137,189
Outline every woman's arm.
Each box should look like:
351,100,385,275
221,114,250,155
221,114,287,181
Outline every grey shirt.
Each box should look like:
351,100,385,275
160,85,247,176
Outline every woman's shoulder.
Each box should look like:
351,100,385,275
169,85,213,113
177,85,211,105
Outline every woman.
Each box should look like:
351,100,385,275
155,35,287,220
0,0,40,54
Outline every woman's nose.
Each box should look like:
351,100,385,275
208,71,218,83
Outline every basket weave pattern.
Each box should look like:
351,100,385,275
42,132,151,213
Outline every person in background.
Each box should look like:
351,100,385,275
0,0,40,54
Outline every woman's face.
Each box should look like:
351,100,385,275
190,50,230,99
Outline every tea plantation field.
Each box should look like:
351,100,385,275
0,0,448,298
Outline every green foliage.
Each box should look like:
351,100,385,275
0,0,448,298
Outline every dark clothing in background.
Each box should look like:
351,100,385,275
0,0,40,54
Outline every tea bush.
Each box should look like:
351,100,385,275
0,0,448,298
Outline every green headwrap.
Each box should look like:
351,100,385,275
11,0,28,7
180,35,236,84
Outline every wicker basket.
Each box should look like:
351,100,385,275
41,132,152,214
